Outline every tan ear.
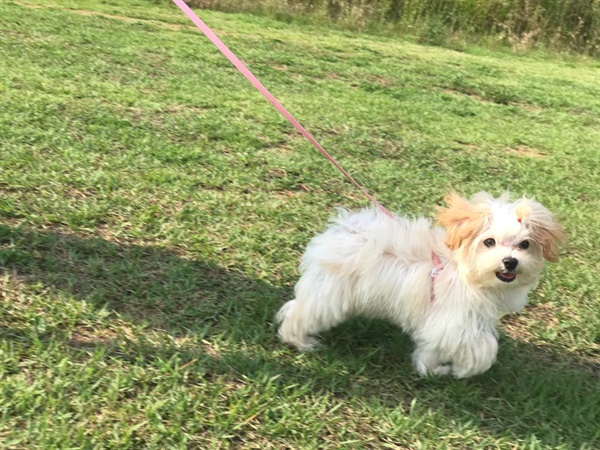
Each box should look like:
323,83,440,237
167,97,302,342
436,192,489,250
517,198,565,262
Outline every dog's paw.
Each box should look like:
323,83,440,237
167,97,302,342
412,347,452,377
415,362,452,377
278,329,320,352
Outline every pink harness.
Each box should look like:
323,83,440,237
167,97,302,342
431,252,444,278
430,251,444,302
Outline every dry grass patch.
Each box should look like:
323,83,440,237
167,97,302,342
505,145,547,158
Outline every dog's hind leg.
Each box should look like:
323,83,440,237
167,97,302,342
277,271,352,351
276,299,322,351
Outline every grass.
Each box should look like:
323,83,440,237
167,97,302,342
0,0,599,448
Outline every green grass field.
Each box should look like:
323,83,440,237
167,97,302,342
1,0,599,448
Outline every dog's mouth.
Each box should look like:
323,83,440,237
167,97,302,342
496,271,516,283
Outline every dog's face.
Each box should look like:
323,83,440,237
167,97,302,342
437,192,564,289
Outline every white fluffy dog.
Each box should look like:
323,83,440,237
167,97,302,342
277,192,564,378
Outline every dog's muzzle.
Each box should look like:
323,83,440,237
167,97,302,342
496,257,518,282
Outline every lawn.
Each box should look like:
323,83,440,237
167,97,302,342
0,0,599,448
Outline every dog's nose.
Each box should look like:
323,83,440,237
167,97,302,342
502,257,518,271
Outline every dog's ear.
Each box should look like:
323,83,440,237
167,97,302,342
436,192,489,250
516,198,565,262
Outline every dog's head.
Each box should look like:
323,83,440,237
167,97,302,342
437,192,564,288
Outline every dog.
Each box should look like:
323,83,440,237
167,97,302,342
277,192,564,378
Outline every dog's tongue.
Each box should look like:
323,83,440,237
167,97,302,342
499,272,516,281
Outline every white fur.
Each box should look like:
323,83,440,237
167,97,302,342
277,192,562,378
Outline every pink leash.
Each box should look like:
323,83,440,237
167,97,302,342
171,0,393,218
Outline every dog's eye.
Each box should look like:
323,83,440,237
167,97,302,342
483,238,496,248
518,240,530,250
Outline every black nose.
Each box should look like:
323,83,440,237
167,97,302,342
502,257,518,271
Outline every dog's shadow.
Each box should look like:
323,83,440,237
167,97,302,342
224,320,599,448
327,321,598,445
1,223,597,448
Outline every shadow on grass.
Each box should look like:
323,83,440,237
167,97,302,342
1,222,597,448
0,222,282,336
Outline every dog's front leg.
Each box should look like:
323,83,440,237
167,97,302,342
411,342,452,377
450,331,498,378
